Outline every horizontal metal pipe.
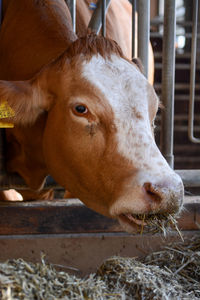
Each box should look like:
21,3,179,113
88,0,111,34
175,170,200,187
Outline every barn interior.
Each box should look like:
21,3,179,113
0,0,199,298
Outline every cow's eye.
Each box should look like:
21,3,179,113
73,104,88,115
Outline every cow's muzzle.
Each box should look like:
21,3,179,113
110,174,184,234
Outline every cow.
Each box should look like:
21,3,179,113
0,0,183,233
0,0,154,202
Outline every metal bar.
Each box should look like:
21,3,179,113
150,32,200,38
88,0,111,34
137,0,150,78
175,170,200,188
65,0,76,32
160,0,176,168
150,19,193,27
188,0,200,143
132,0,137,58
70,0,76,33
102,0,106,37
0,0,2,25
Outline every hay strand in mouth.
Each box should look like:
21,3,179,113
140,214,145,235
131,213,183,240
168,214,184,242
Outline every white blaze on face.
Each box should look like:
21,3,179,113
82,54,179,185
83,55,170,179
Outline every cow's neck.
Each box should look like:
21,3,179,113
6,115,48,190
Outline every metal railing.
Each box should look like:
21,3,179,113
135,0,200,187
88,0,111,34
0,0,199,191
188,0,200,144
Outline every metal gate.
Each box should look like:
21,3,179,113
149,0,200,188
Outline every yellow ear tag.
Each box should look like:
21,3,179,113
0,100,15,128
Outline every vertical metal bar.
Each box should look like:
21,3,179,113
72,0,76,33
160,0,176,168
132,0,137,58
0,0,2,25
188,0,200,143
67,0,76,33
88,0,111,34
137,0,150,78
102,0,106,37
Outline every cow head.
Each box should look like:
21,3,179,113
0,34,183,232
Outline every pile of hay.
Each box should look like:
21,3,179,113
143,237,200,299
1,237,200,299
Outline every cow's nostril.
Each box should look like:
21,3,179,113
143,182,162,203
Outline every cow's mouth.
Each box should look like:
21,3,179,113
118,212,182,238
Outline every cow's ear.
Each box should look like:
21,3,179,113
0,79,45,125
0,62,61,125
132,58,144,74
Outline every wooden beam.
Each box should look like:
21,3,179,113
0,232,197,276
0,196,199,235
